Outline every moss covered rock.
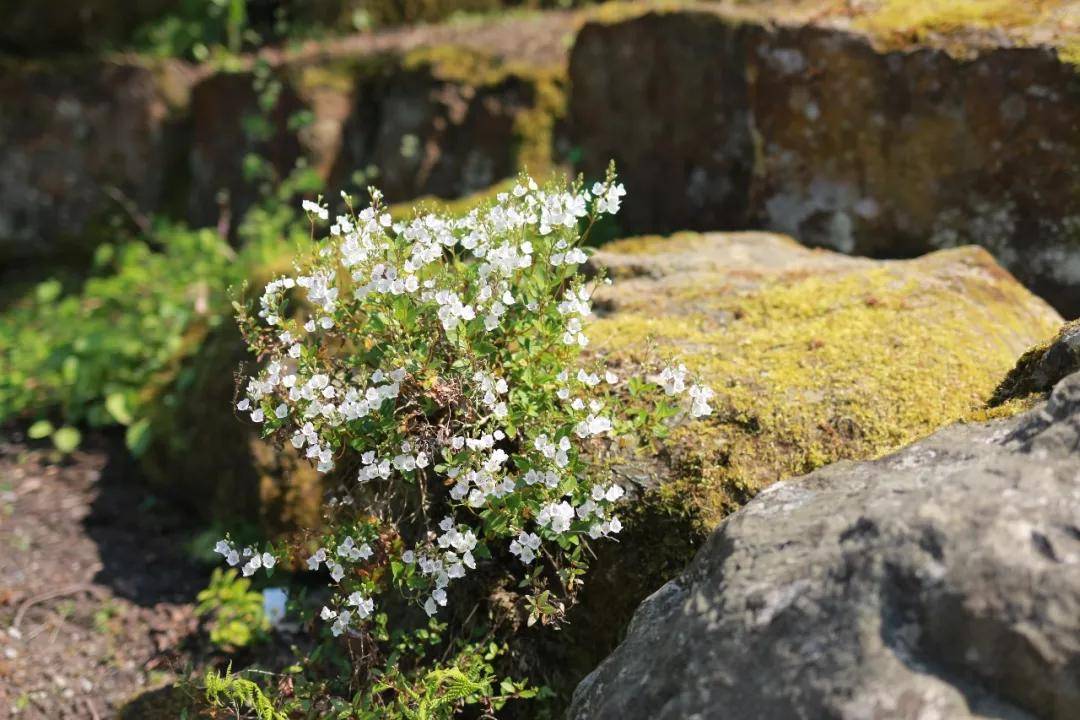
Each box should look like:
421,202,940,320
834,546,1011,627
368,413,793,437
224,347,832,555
532,231,1063,701
990,318,1080,406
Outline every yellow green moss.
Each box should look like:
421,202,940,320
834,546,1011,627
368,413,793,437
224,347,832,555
590,237,1061,535
857,0,1050,37
402,43,515,86
388,177,517,221
512,66,566,176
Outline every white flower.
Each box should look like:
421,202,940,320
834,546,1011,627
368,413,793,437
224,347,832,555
575,414,611,438
689,384,715,417
331,610,351,636
307,547,327,571
241,554,262,577
537,501,575,534
347,592,375,619
509,531,542,564
330,563,345,582
659,364,688,396
302,199,329,221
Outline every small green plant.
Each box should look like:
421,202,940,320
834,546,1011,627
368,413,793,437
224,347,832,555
133,0,253,61
205,664,287,720
196,568,270,651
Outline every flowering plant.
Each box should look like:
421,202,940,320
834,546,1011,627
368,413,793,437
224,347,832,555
213,168,712,708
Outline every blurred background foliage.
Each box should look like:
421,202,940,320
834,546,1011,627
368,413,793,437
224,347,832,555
0,0,598,58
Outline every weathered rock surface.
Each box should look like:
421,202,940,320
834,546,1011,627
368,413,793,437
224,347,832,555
570,371,1080,719
569,6,1080,313
517,231,1064,700
0,58,192,268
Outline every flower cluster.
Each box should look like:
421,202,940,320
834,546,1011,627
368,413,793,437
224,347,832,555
215,539,277,577
221,169,713,638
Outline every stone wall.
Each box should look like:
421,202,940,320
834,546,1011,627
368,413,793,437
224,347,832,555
569,9,1080,314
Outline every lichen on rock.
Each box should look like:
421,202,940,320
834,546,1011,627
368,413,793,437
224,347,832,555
589,232,1061,534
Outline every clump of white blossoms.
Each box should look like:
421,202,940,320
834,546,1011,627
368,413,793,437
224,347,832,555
218,168,713,637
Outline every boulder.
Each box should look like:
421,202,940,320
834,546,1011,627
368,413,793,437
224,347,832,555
514,231,1064,701
569,367,1080,720
569,5,1080,313
0,57,193,269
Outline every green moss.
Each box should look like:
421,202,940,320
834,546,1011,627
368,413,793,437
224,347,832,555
402,43,513,86
388,178,517,221
857,0,1049,37
1060,39,1080,68
590,238,1061,534
137,240,326,533
512,66,566,176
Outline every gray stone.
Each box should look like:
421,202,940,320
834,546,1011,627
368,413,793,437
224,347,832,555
570,371,1080,720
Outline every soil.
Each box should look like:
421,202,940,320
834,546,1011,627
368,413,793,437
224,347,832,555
0,431,208,719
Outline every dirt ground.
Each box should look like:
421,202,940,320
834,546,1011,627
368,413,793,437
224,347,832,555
0,432,208,719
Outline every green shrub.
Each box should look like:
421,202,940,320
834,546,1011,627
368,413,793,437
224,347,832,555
0,198,306,456
197,568,271,651
0,226,238,449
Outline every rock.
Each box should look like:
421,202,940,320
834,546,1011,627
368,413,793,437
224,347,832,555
569,6,1080,314
0,57,193,269
517,231,1064,701
991,319,1080,406
0,0,174,55
1,40,564,264
569,368,1080,720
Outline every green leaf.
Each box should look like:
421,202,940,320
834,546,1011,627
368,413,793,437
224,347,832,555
35,279,62,304
126,418,152,457
105,393,133,425
52,426,82,454
27,420,55,439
